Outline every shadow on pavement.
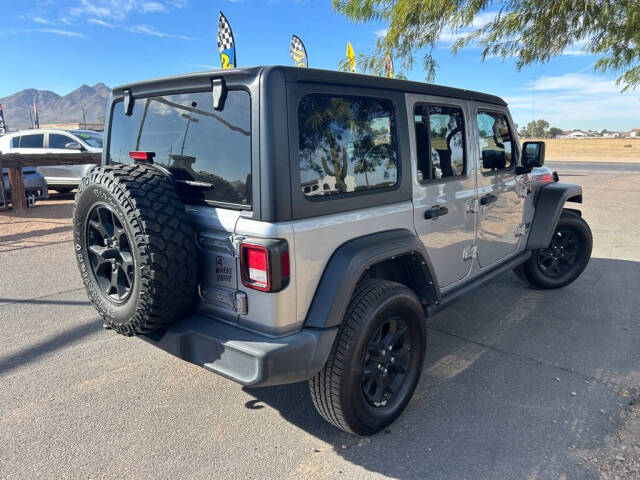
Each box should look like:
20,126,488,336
0,225,72,244
0,319,103,375
243,257,640,479
0,296,89,306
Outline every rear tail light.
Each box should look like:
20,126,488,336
240,240,290,292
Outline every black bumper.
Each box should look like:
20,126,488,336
141,315,338,387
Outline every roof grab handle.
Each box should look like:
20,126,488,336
123,89,134,116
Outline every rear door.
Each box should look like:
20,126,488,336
107,89,253,321
407,94,476,289
472,104,526,267
42,133,83,183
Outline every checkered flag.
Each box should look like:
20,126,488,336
290,34,308,68
217,11,234,53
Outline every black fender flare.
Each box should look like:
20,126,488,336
304,229,439,329
527,182,583,250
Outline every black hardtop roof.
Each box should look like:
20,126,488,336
113,65,507,106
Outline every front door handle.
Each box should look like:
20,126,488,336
424,205,449,220
480,193,498,206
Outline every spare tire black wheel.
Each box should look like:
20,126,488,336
73,164,198,336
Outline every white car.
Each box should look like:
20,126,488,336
0,129,102,193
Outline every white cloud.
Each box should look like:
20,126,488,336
506,72,639,131
374,28,387,38
70,0,182,21
32,17,53,25
127,24,193,40
40,28,87,38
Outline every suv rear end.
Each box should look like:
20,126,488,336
102,67,335,386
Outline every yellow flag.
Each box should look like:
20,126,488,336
346,42,356,73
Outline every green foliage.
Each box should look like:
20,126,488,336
521,119,562,138
333,0,640,91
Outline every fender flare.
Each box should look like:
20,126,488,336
304,229,439,329
527,182,583,250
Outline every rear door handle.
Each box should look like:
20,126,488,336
424,205,449,220
480,193,498,206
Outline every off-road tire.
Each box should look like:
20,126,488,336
309,279,426,435
515,209,592,289
73,164,198,335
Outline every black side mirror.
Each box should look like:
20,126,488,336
522,141,545,169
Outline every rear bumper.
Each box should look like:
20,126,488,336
140,315,338,387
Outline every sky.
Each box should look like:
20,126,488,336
0,0,638,131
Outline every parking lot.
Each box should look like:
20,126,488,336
1,164,639,479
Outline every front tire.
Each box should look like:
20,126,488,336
309,279,426,435
515,210,592,289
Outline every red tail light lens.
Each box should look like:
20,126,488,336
239,240,290,293
241,244,270,291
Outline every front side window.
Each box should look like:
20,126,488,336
10,136,20,148
49,134,76,149
477,112,514,172
19,134,44,148
298,95,397,197
108,90,251,206
414,104,465,181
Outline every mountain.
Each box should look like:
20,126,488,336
0,83,111,130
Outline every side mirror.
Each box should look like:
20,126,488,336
522,141,545,168
65,142,83,151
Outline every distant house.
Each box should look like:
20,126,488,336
630,129,640,138
564,130,590,138
603,132,621,138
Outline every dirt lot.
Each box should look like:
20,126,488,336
524,138,640,163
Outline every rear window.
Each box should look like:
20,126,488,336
108,90,251,206
15,134,44,148
298,95,398,197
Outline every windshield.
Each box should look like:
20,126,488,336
70,131,103,148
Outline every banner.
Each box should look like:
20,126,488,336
33,98,40,129
0,104,6,134
346,42,356,73
217,11,236,70
290,35,308,68
384,55,394,78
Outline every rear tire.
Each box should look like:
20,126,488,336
309,279,426,435
73,164,198,335
515,210,592,289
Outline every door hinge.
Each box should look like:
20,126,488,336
230,234,245,257
462,245,478,261
465,198,479,214
514,222,530,237
516,177,531,198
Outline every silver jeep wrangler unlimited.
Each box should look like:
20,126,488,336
73,66,592,435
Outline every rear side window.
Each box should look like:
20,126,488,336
108,90,251,206
18,134,44,148
477,112,514,172
414,104,465,181
10,137,20,148
298,95,398,197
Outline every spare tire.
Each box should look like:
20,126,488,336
73,164,198,336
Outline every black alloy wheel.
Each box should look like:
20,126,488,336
362,316,413,407
513,209,592,290
86,204,135,302
536,228,580,278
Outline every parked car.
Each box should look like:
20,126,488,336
0,129,102,193
1,167,48,206
73,67,592,435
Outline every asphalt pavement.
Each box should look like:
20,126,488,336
1,166,639,479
